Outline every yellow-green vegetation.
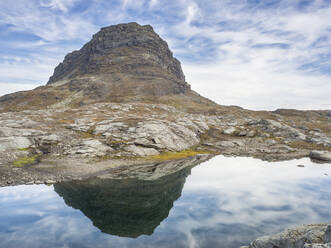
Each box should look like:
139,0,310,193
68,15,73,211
57,119,75,124
17,147,30,151
289,141,331,151
146,149,212,161
12,155,40,167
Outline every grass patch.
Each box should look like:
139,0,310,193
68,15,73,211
12,155,40,167
57,119,75,124
17,147,30,151
146,149,211,161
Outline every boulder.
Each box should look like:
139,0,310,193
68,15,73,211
124,145,159,156
309,151,331,162
0,137,32,152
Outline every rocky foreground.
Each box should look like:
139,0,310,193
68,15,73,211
241,223,331,248
0,100,330,187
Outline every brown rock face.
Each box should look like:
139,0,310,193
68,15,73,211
47,22,190,96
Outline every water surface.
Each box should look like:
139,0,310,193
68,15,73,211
0,156,330,248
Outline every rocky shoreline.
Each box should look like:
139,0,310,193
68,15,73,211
0,101,330,187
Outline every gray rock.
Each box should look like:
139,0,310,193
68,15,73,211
325,226,331,243
303,244,331,248
217,141,236,147
223,127,237,135
44,179,56,184
0,137,32,152
248,224,330,248
124,145,159,156
70,139,113,157
309,151,331,161
247,130,256,137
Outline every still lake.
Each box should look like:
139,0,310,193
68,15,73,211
0,155,331,248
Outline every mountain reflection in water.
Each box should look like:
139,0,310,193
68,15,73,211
0,155,331,248
54,166,192,238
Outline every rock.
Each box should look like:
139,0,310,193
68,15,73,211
303,244,331,248
216,141,236,147
238,131,247,136
0,136,32,152
135,121,199,151
94,122,128,135
248,224,331,248
40,134,61,143
124,145,159,156
223,127,237,135
266,139,277,145
325,226,331,243
247,130,256,137
309,151,331,161
44,179,56,184
70,139,113,157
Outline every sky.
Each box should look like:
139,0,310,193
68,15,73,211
0,0,330,110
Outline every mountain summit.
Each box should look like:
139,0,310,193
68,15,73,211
47,22,190,96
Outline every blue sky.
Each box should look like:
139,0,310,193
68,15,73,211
0,0,330,110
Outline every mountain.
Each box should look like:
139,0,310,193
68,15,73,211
0,22,330,187
0,22,215,112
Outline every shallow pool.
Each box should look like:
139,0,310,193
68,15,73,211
0,156,330,248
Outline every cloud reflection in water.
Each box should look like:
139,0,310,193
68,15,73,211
0,155,330,248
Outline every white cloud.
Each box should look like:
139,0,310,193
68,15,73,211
40,0,78,12
0,82,41,96
0,1,98,42
0,0,330,110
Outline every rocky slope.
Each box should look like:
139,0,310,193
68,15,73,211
0,22,330,187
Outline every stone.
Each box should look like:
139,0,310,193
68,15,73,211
41,134,61,143
266,139,277,145
303,244,331,248
223,127,237,135
124,145,159,156
216,141,236,147
45,180,56,184
247,130,256,137
238,131,247,136
309,151,331,162
248,224,330,248
0,136,32,152
70,139,113,157
325,226,331,243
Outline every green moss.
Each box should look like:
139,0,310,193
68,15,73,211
12,155,40,167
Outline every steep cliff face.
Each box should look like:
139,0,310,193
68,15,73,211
46,22,190,98
48,22,186,87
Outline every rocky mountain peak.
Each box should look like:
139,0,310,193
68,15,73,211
46,22,189,97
